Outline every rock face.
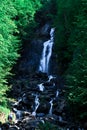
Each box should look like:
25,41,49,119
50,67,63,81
15,23,57,76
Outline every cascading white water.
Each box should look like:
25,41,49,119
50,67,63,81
39,28,55,73
13,99,22,106
38,83,44,92
32,95,40,116
56,90,59,97
49,99,53,115
58,116,62,122
13,108,22,120
48,75,56,82
34,95,40,112
48,75,54,82
39,28,55,116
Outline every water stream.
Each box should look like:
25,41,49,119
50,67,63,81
32,94,40,116
39,28,55,116
49,99,53,115
48,75,54,82
38,83,45,92
39,28,55,73
56,90,59,97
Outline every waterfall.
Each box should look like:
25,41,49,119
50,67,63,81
38,83,44,92
39,28,55,73
48,75,54,82
49,99,53,115
34,95,40,112
13,108,22,120
32,95,40,116
56,90,59,97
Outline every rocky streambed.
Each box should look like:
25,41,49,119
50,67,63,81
0,72,84,130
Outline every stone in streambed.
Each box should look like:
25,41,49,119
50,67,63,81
54,99,67,114
36,113,45,117
33,71,48,81
37,103,50,114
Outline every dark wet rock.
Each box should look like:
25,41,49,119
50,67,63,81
33,71,48,81
8,125,20,130
35,24,51,39
37,103,50,114
28,81,40,87
23,119,40,129
43,114,67,127
39,95,51,102
40,24,51,36
54,99,67,114
36,113,45,117
43,82,54,87
22,96,34,105
1,123,9,130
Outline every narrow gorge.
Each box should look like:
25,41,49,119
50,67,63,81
0,24,69,130
0,0,87,128
2,24,82,130
0,22,84,130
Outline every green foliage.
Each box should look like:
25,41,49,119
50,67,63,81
0,0,20,109
0,106,10,123
0,0,42,114
35,0,57,25
65,0,87,120
54,0,81,73
14,0,42,40
54,0,87,121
